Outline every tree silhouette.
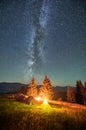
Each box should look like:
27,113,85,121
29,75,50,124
76,80,86,104
67,86,76,103
76,80,84,104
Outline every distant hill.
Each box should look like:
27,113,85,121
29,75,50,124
53,86,67,92
0,82,68,95
0,82,26,93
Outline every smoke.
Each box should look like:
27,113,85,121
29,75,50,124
25,0,50,81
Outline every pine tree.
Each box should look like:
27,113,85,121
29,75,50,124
67,86,76,103
27,77,37,97
76,80,86,104
39,75,54,99
84,82,86,88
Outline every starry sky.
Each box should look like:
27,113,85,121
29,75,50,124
0,0,86,86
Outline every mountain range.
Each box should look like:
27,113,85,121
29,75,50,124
0,82,67,93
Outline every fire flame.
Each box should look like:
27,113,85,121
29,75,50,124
43,99,48,105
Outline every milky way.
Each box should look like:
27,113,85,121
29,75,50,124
25,0,50,80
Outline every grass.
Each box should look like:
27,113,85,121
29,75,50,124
0,97,86,130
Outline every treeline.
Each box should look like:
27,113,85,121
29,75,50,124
67,80,86,105
12,76,86,105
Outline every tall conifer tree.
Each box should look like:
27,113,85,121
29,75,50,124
27,77,37,97
39,75,54,99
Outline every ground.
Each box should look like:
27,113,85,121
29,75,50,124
0,95,86,130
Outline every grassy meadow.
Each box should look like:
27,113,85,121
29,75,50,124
0,96,86,130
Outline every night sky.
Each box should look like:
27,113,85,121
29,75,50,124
0,0,86,86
